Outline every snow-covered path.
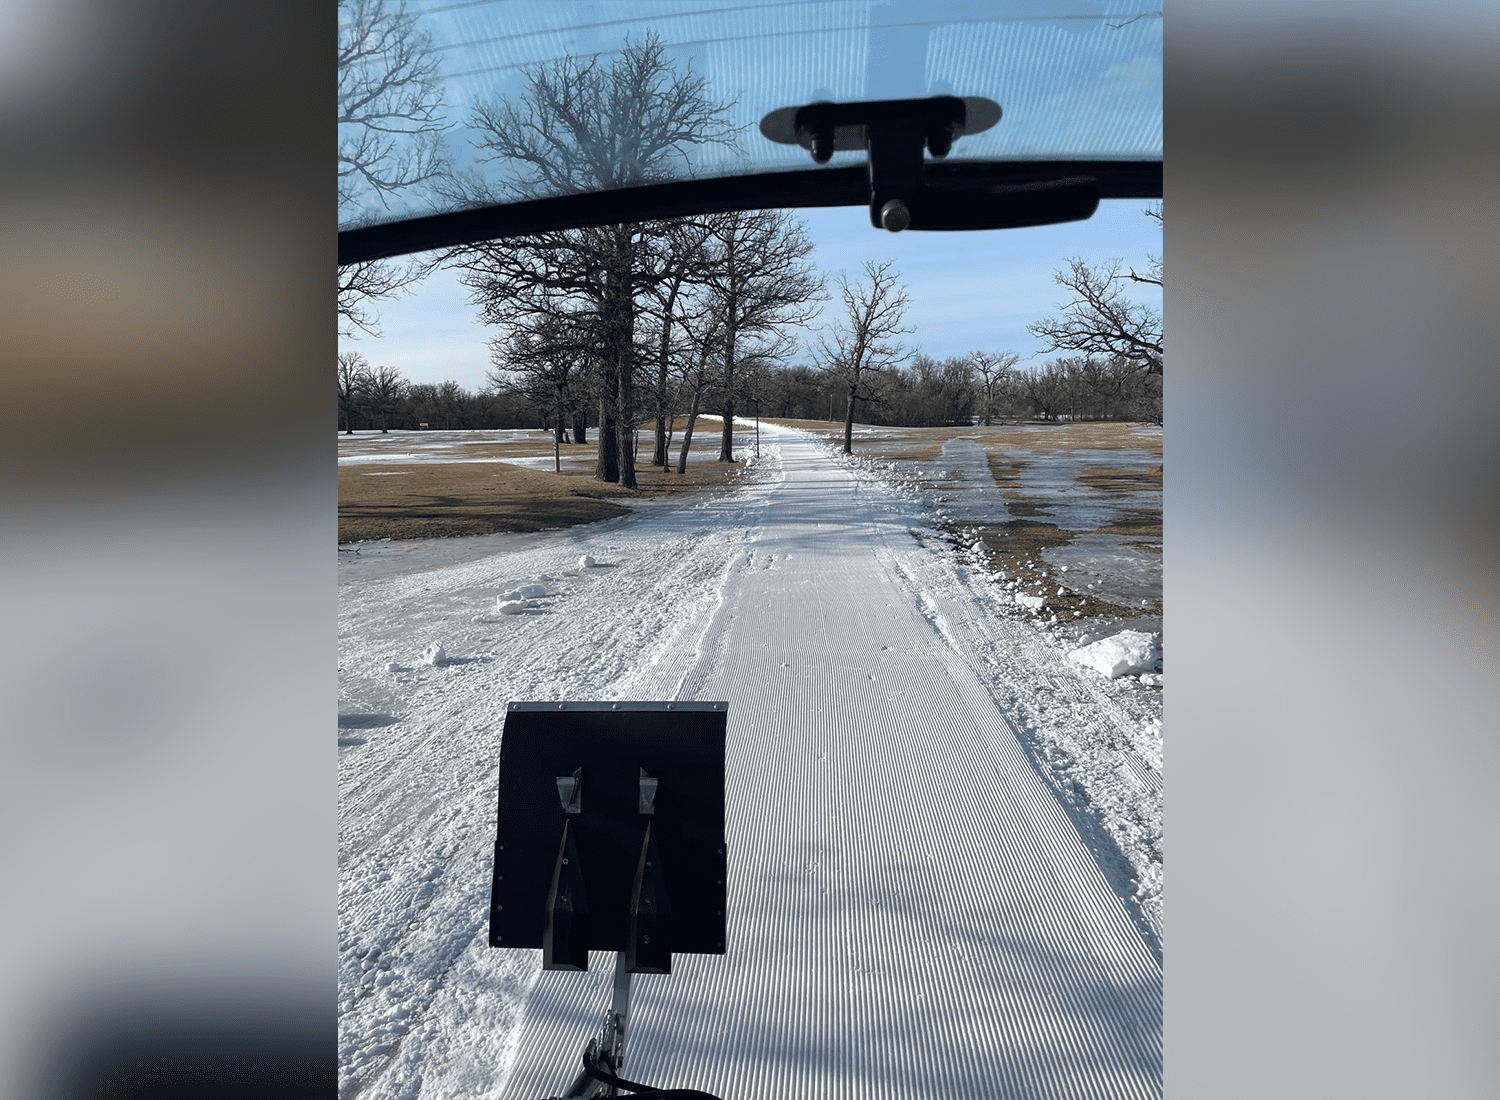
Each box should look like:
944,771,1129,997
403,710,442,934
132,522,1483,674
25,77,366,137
339,425,1161,1100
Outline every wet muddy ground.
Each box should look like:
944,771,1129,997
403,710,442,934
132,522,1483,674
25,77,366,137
779,420,1162,635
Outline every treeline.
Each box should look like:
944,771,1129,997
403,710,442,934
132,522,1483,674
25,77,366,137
337,345,1161,438
337,353,536,432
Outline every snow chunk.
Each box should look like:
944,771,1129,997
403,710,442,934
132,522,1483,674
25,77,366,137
1015,593,1046,611
579,554,597,568
420,643,447,666
496,600,529,615
1139,672,1164,688
1068,630,1159,679
498,584,548,603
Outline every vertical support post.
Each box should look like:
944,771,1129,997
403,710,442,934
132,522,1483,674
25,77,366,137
865,113,925,229
560,953,633,1098
625,822,673,974
543,820,590,971
602,953,633,1075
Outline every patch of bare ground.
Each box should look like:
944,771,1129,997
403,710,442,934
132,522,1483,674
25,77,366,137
338,452,746,543
961,433,1162,621
1096,508,1163,549
964,518,1151,620
763,422,1162,621
987,455,1027,496
1076,464,1163,494
974,420,1163,456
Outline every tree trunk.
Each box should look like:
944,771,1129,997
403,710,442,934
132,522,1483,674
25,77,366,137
843,385,857,454
718,325,736,462
651,281,679,468
612,228,638,489
572,406,588,446
677,388,702,475
616,327,637,488
652,414,667,467
595,373,618,482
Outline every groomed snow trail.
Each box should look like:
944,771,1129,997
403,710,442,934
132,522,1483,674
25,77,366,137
339,425,1160,1100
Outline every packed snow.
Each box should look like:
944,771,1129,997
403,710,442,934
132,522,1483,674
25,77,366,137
339,423,1162,1099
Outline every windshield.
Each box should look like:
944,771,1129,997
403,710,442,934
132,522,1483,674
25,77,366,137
339,0,1162,230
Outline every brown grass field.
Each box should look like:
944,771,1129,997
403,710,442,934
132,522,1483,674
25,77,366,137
338,429,749,543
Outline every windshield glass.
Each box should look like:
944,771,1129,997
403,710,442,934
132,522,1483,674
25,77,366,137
339,0,1162,229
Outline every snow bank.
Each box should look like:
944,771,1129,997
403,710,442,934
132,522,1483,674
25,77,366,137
1068,630,1159,679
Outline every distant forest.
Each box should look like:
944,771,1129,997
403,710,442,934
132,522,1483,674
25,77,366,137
336,349,1161,436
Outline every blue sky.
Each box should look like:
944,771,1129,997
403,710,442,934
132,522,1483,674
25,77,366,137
339,198,1161,394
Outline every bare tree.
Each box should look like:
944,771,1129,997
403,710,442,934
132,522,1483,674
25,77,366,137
639,217,715,467
674,316,726,475
1129,204,1164,289
697,209,823,462
405,381,438,427
1028,205,1163,376
1019,359,1076,422
969,350,1020,426
337,0,450,336
362,364,406,433
487,308,590,447
338,350,371,433
338,0,447,207
764,364,824,419
818,262,912,454
448,34,737,489
434,379,465,429
338,259,433,338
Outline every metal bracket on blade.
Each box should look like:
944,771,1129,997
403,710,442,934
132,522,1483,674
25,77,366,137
543,819,590,970
557,767,582,814
625,821,673,974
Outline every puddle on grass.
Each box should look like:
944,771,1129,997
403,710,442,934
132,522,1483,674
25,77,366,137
1044,534,1160,608
928,432,1162,610
1001,447,1159,530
